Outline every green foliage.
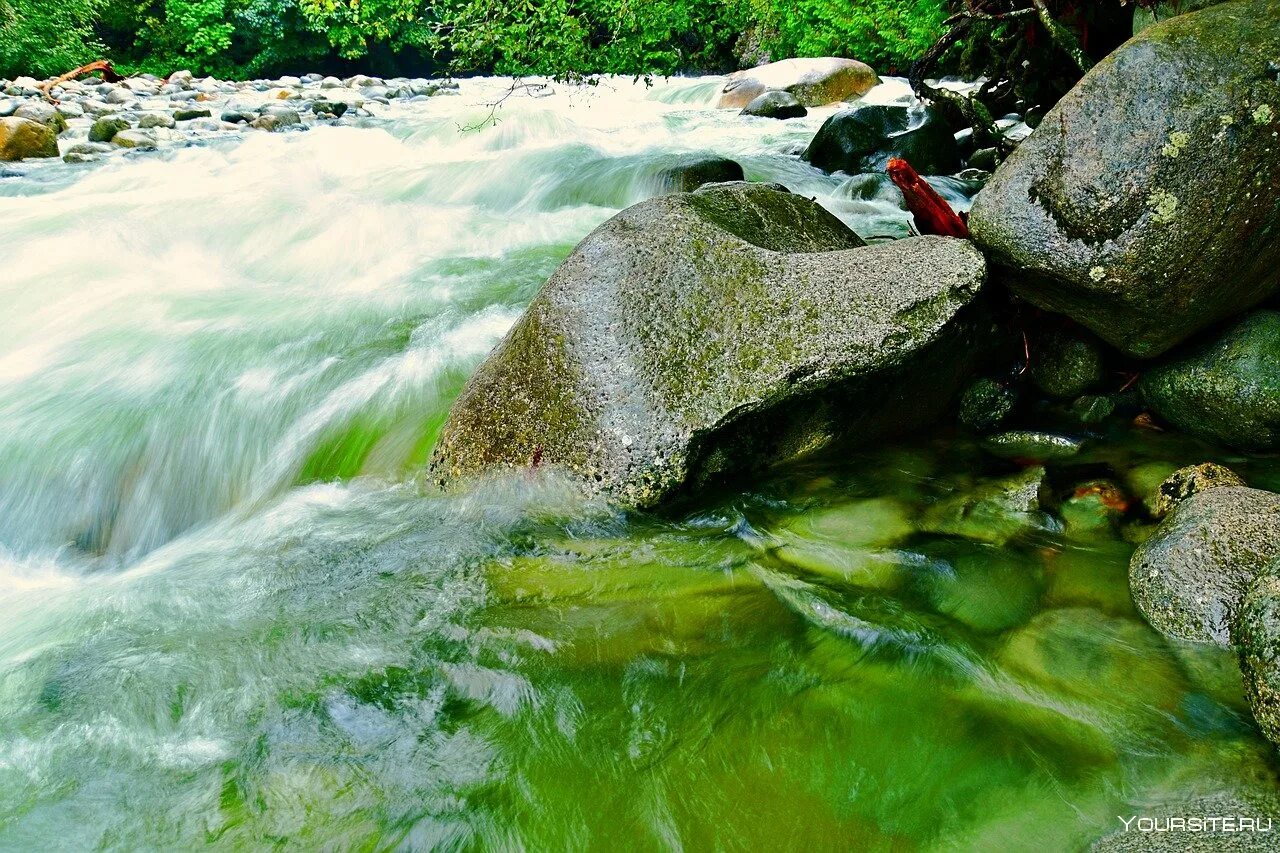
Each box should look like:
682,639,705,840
0,0,106,79
751,0,948,72
0,0,950,81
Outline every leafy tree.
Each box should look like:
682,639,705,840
0,0,106,78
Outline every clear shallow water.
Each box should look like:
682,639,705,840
0,76,1275,849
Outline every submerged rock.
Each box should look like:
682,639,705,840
1142,311,1280,451
430,182,990,507
920,466,1048,545
1151,462,1246,519
740,90,807,120
656,156,745,193
0,117,57,161
981,431,1084,461
716,57,879,109
958,377,1018,432
1130,486,1280,644
804,103,959,176
969,0,1280,357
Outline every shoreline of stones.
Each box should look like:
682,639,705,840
0,70,459,165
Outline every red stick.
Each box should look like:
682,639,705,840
886,158,970,239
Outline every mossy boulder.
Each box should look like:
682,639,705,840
1142,311,1280,451
0,117,57,161
88,116,130,143
716,57,879,110
1129,486,1280,644
969,0,1280,358
1236,564,1280,745
430,182,991,508
959,377,1018,431
1152,462,1246,519
1029,326,1105,398
804,103,960,176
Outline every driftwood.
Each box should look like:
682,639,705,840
887,158,970,239
38,60,124,100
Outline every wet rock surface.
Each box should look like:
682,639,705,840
430,181,992,507
970,0,1280,358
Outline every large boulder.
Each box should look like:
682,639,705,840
1129,486,1280,645
716,58,879,110
804,103,960,176
1237,565,1280,745
0,117,58,161
430,182,991,507
1142,311,1280,451
969,0,1280,358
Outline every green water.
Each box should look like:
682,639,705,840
0,76,1275,850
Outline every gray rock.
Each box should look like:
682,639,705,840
13,101,66,133
804,103,960,176
173,108,212,121
1237,565,1280,744
138,112,176,130
1130,486,1280,644
55,102,84,119
80,99,116,118
250,111,300,132
0,117,58,161
62,141,112,156
89,117,130,143
103,87,135,105
969,0,1280,358
310,100,348,118
740,90,807,120
220,110,256,124
0,98,18,117
320,76,343,89
656,155,745,193
111,129,158,150
1152,462,1246,519
1142,311,1280,451
168,70,194,85
430,182,990,507
1029,325,1105,398
717,58,879,109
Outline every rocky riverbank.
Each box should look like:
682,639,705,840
0,70,459,165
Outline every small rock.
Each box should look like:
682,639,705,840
310,100,348,118
173,108,212,122
968,146,997,171
740,90,807,120
14,101,67,133
982,431,1084,460
1151,462,1246,519
250,111,301,132
89,116,130,143
1029,326,1105,398
656,155,745,193
111,129,158,150
920,466,1048,545
959,377,1017,431
137,112,176,130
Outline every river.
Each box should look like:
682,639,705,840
0,75,1274,849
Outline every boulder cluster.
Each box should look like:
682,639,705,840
429,0,1280,748
0,71,459,164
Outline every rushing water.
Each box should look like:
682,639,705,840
1,76,1276,850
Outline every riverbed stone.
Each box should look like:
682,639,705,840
717,57,879,109
13,101,67,134
111,129,157,150
981,431,1085,461
1236,564,1280,744
804,103,960,176
0,117,58,161
250,110,300,132
138,112,176,130
174,108,212,121
740,90,807,120
1130,486,1280,645
89,116,130,143
959,377,1018,431
920,466,1048,545
1141,311,1280,451
656,155,745,192
430,181,991,507
1152,462,1246,519
969,0,1280,358
1029,326,1106,398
